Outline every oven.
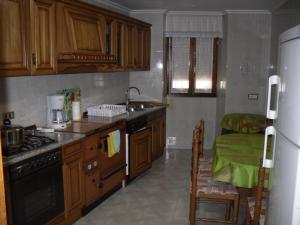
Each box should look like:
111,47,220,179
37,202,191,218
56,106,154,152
8,148,64,225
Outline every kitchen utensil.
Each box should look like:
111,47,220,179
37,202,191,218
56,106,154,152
1,124,24,149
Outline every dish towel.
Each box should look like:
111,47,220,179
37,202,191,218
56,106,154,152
107,130,121,158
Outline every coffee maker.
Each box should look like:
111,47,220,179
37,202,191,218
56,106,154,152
47,95,67,129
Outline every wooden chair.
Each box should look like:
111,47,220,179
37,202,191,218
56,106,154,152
245,161,268,225
189,121,240,225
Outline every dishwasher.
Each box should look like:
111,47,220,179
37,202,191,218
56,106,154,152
126,115,152,180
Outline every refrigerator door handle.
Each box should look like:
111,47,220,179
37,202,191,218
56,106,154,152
266,75,281,119
263,126,276,168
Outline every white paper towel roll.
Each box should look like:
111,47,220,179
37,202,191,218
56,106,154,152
72,101,81,121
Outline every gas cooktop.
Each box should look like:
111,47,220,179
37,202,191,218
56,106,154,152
3,126,56,157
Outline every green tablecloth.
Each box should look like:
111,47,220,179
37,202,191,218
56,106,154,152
212,133,270,188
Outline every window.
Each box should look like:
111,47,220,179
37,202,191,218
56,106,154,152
166,37,219,97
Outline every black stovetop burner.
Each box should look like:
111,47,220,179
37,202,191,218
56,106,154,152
3,125,56,157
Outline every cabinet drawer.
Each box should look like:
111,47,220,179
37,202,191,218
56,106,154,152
99,168,125,197
62,141,82,159
83,133,100,161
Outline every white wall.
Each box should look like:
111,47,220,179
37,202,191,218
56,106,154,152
167,97,216,150
0,73,129,127
224,12,271,115
215,12,272,137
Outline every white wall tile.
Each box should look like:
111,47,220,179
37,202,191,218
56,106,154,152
0,73,129,127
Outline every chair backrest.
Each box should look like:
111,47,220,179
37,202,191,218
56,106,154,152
195,120,204,158
253,160,269,225
191,128,200,184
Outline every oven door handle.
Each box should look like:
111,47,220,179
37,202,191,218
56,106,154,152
98,163,126,188
133,127,147,133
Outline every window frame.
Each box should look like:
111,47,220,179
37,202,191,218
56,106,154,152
165,37,219,97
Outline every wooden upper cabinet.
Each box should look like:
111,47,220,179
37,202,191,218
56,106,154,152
124,24,135,69
124,24,151,71
65,8,105,54
136,26,151,70
109,20,124,70
0,0,151,76
30,0,56,75
143,28,151,69
0,0,30,76
56,2,119,72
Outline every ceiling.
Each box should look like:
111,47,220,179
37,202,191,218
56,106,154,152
109,0,287,11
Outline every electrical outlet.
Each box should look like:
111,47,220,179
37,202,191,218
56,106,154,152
3,111,14,120
167,137,176,146
248,94,259,100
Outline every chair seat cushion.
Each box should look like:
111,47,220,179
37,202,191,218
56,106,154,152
248,196,267,224
196,173,238,196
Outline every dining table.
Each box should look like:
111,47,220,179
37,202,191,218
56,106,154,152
212,133,271,189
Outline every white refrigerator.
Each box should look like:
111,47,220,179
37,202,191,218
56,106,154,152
264,25,300,225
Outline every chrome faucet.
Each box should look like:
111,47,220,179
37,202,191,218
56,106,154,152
125,86,141,110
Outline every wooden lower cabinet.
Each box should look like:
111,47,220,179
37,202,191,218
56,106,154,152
62,141,84,225
130,127,152,179
148,109,166,161
151,118,161,160
82,121,126,208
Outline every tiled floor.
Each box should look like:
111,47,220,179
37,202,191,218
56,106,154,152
75,149,245,225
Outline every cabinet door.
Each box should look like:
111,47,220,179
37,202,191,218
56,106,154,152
0,0,30,76
110,21,124,69
98,126,126,176
63,151,84,220
130,128,152,179
124,24,135,69
128,25,151,70
143,28,151,69
83,133,100,162
159,115,166,154
151,119,160,160
84,170,100,206
30,0,56,75
133,26,143,68
65,7,105,54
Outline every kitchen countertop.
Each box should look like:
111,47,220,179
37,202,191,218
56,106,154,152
3,105,166,166
58,105,166,135
3,132,85,167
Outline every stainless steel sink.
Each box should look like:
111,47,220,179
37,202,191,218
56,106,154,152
128,106,145,112
129,102,155,109
118,102,156,112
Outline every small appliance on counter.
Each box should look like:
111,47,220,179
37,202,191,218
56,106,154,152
47,95,67,129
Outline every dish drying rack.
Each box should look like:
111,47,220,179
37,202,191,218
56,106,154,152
87,104,127,117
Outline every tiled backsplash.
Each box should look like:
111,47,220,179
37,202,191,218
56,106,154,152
0,72,129,127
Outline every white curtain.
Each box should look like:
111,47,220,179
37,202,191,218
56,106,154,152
166,13,223,38
195,38,213,93
171,37,190,93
